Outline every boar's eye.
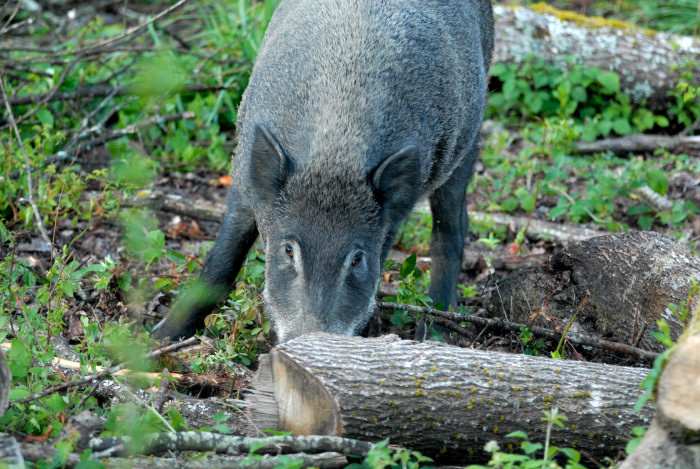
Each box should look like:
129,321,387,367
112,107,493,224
351,252,363,267
284,244,294,260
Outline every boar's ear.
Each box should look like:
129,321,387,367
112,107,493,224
249,124,294,204
370,146,421,226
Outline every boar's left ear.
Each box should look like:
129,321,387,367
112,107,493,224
249,124,295,204
370,146,421,227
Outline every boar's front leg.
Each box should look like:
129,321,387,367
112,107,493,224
427,146,476,312
151,188,258,340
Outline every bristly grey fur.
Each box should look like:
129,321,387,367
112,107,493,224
152,0,494,343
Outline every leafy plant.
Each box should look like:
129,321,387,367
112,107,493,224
519,327,547,356
487,56,669,141
629,0,700,35
347,439,433,469
466,409,587,469
197,249,270,368
383,255,433,332
634,281,699,412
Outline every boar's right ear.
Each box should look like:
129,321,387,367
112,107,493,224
370,146,421,227
249,124,294,204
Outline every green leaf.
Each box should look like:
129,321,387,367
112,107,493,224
118,271,132,292
213,424,230,434
503,197,519,212
571,86,587,102
597,71,620,93
164,250,186,264
612,118,632,135
8,339,30,379
37,108,54,127
490,63,507,77
61,280,75,297
505,430,529,439
548,205,568,219
9,388,30,399
646,169,669,196
655,115,670,127
168,409,185,431
213,413,232,423
637,215,654,230
44,394,67,413
597,119,613,136
400,255,417,278
559,447,581,461
521,194,536,213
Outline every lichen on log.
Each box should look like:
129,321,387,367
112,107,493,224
249,333,652,463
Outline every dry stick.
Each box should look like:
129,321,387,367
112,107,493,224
7,82,235,106
9,336,198,404
153,369,172,414
5,55,81,129
77,0,191,55
0,0,21,35
50,111,195,161
4,0,192,65
89,433,374,459
0,76,53,252
376,301,659,361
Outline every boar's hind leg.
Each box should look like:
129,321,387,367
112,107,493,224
427,147,475,311
151,189,258,340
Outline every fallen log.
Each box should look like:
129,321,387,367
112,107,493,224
572,134,700,155
620,306,700,468
469,211,607,244
493,5,700,111
486,231,700,353
248,333,652,464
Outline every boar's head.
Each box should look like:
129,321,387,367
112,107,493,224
247,125,420,342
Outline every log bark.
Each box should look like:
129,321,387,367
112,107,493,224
486,231,700,353
248,333,652,464
572,135,700,155
493,5,700,111
620,333,700,468
469,211,607,244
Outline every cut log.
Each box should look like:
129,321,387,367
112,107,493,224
486,231,700,353
620,304,700,468
620,333,700,468
493,5,700,111
248,333,652,464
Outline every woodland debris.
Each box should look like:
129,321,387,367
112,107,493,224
573,134,700,155
88,433,374,459
377,301,659,362
621,332,700,468
493,5,700,111
486,231,700,353
470,211,607,244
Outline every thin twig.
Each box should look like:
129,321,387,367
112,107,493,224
4,55,81,129
9,336,198,404
377,301,659,361
0,75,53,252
4,0,192,64
6,82,234,106
49,111,195,162
0,0,21,36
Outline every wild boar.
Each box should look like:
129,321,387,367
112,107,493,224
152,0,494,343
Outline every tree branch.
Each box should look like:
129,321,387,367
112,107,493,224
377,301,659,361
